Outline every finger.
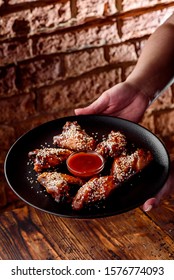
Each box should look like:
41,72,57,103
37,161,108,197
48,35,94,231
75,92,109,115
74,106,95,115
74,100,103,115
142,159,174,212
142,182,171,212
142,197,158,212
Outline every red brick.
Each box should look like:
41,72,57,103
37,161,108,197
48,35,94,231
37,68,122,112
29,2,71,31
121,9,174,41
0,93,36,123
0,66,17,96
13,109,75,138
76,0,117,21
17,56,63,90
0,150,7,173
76,23,119,47
109,43,137,63
0,10,30,38
122,0,173,11
34,22,119,55
0,125,16,149
154,109,174,137
34,32,76,55
150,87,173,110
12,115,55,138
172,84,174,102
64,48,107,77
124,65,136,79
140,112,155,133
0,39,32,66
135,38,148,58
8,0,35,3
0,172,21,207
0,2,71,38
125,78,173,133
165,135,174,155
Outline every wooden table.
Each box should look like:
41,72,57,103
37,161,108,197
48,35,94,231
0,194,174,260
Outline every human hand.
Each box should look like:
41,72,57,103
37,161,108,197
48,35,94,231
75,81,173,212
143,157,174,212
75,81,150,123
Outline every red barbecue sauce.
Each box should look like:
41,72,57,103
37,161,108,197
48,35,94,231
67,151,104,178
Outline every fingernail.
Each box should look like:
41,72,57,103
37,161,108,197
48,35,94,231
144,205,153,212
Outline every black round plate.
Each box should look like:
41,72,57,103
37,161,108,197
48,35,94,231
4,115,170,218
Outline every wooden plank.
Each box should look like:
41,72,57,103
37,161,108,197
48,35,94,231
0,206,58,260
0,204,174,260
61,208,174,260
141,194,174,239
0,206,90,260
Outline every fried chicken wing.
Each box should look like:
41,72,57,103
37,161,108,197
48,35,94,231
95,131,127,158
53,121,96,151
72,176,118,210
38,172,84,203
111,148,153,183
28,147,72,172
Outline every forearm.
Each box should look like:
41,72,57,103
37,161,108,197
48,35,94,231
126,13,174,102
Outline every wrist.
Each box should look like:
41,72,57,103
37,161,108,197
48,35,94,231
124,78,154,106
126,69,174,106
125,74,162,106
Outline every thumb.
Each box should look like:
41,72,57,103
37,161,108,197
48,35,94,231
74,105,95,115
75,94,107,115
142,198,158,212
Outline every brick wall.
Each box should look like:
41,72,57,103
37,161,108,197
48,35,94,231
0,0,174,209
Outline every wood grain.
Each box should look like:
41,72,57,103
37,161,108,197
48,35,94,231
0,196,174,260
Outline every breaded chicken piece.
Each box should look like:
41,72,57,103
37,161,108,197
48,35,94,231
72,176,118,210
95,131,127,158
111,148,153,183
53,121,96,151
28,148,72,172
38,172,84,203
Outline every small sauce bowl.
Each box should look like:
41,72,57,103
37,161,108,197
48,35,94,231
66,151,105,178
